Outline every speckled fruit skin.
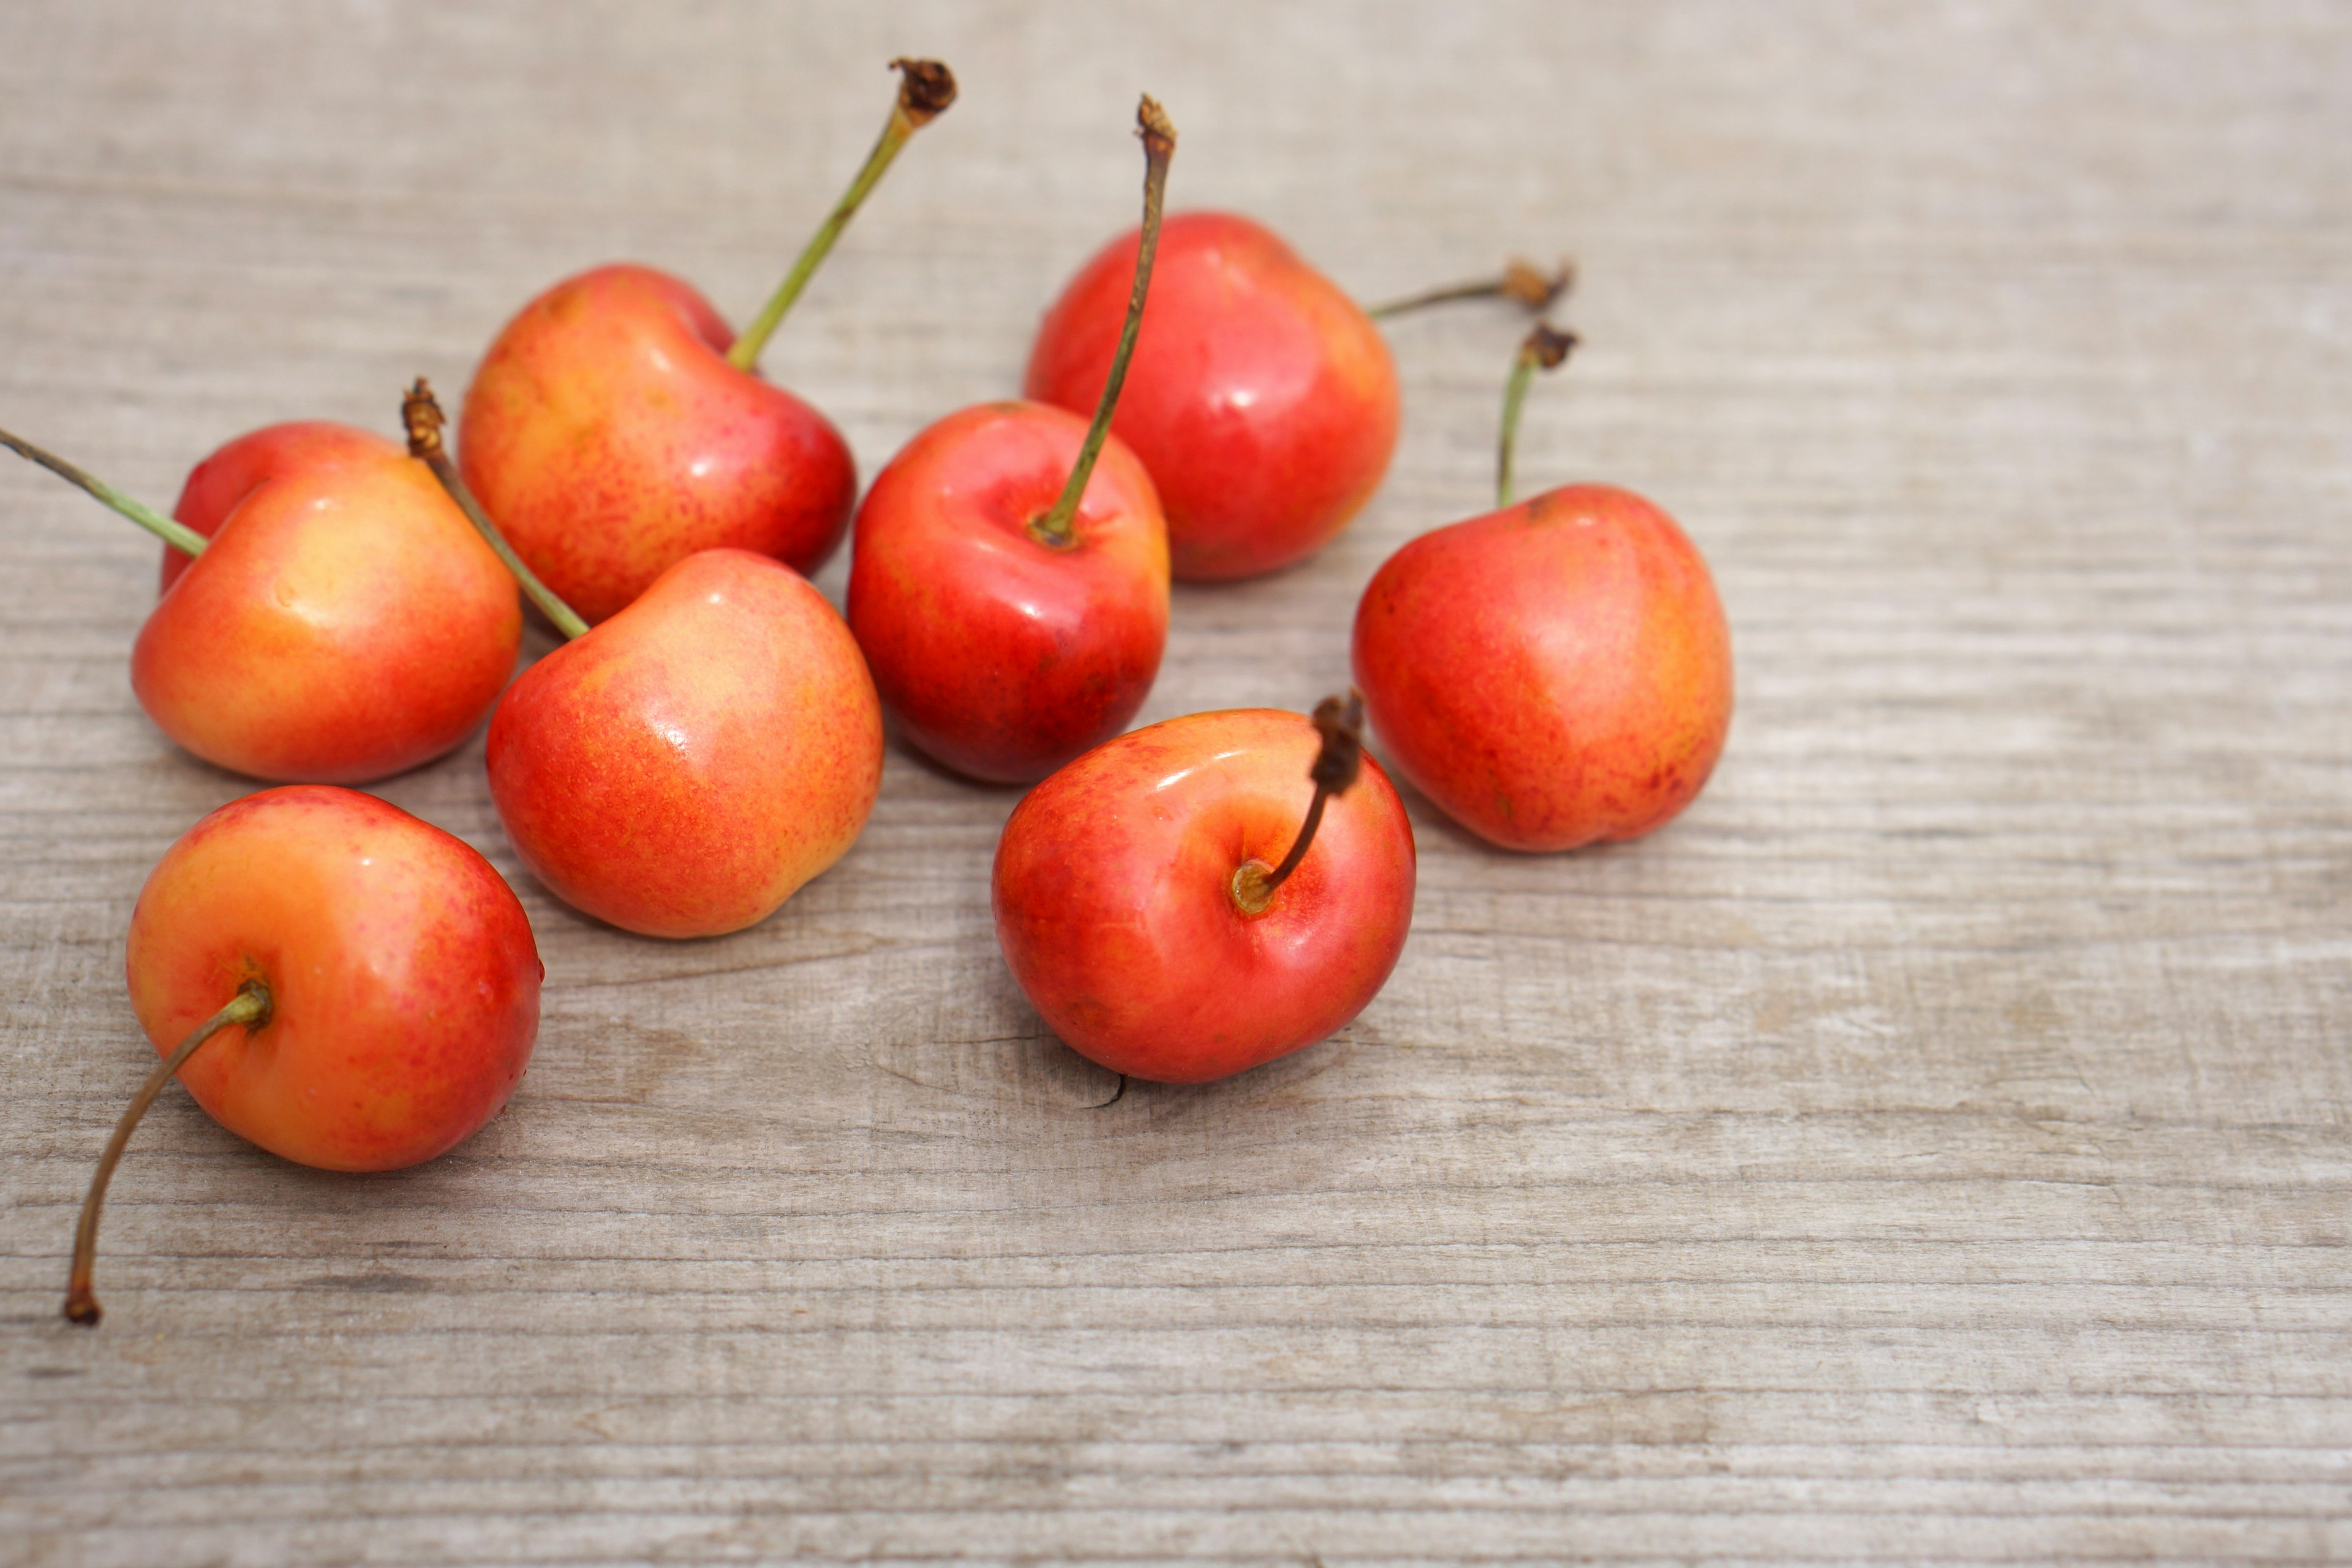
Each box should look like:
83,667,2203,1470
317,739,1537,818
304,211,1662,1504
486,549,884,939
1024,212,1399,582
1352,484,1733,852
457,263,857,625
124,786,542,1173
847,401,1169,784
993,709,1415,1084
132,425,521,785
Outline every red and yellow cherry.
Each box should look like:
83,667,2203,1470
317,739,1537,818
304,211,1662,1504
848,97,1175,784
1352,325,1733,851
67,784,543,1326
457,59,956,625
1024,210,1398,582
486,548,883,937
993,695,1415,1084
1,421,520,783
409,383,883,940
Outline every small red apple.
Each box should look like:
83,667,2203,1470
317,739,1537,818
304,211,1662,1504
1352,325,1733,851
67,784,543,1325
2,420,521,783
993,696,1415,1084
1024,210,1401,582
849,97,1175,784
457,60,956,624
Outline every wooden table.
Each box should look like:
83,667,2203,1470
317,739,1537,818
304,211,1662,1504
4,2,2347,1561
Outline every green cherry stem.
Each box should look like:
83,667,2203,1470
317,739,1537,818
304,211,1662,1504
402,380,589,641
1366,256,1573,322
0,426,212,559
726,58,959,372
1231,692,1366,915
1029,94,1178,549
1496,322,1578,510
65,979,273,1328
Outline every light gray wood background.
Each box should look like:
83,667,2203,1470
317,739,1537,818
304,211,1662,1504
3,1,2348,1562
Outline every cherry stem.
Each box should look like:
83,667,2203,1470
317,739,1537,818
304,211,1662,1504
402,380,590,640
1231,692,1366,916
1497,322,1578,510
1030,96,1177,549
1366,256,1574,322
726,59,959,373
64,979,271,1327
0,426,211,560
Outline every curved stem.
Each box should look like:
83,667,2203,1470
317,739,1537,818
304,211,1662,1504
1231,691,1366,915
1030,96,1178,549
1496,322,1578,510
402,381,589,640
726,59,959,372
0,426,211,560
1367,256,1572,322
65,979,271,1327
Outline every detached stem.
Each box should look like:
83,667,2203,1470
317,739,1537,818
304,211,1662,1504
726,59,959,372
1366,256,1573,322
1497,323,1578,510
1231,692,1366,915
0,426,211,559
1030,96,1177,549
402,381,589,640
65,979,272,1327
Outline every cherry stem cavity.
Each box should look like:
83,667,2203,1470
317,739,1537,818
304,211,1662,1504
65,979,272,1327
1497,322,1578,510
727,58,959,372
403,380,590,640
1366,256,1574,322
1231,691,1366,916
0,426,212,561
1030,96,1177,549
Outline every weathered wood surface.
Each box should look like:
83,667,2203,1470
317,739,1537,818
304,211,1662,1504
2,1,2348,1562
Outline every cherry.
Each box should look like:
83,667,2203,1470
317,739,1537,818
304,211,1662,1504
1,420,519,783
1353,323,1734,851
409,386,883,939
66,785,542,1326
1026,203,1568,584
456,60,957,625
846,96,1175,784
993,693,1415,1084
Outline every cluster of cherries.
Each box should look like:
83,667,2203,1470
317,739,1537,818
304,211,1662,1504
9,64,1731,1327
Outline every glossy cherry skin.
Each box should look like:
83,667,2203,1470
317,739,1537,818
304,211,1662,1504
1352,483,1733,852
847,401,1168,783
1025,211,1400,582
133,426,521,784
486,549,884,939
458,263,858,625
161,421,387,593
125,786,541,1173
993,709,1415,1084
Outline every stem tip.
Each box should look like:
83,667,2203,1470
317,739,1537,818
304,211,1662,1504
1523,321,1579,370
1137,94,1177,155
1502,258,1576,313
1309,689,1366,796
402,379,448,461
890,58,958,125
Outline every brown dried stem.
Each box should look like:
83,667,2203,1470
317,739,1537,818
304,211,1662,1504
1231,692,1367,915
